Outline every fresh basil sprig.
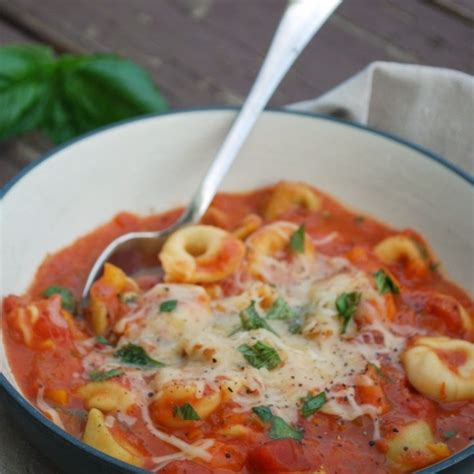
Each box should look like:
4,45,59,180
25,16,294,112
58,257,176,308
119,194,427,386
373,269,400,295
301,391,327,418
42,285,76,313
173,403,201,421
335,292,361,334
0,45,168,144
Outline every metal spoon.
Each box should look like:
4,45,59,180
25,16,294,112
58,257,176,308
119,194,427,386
82,0,342,301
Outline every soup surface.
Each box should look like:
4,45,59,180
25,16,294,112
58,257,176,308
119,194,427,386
2,182,473,473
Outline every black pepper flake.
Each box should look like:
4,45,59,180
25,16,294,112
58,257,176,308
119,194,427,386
147,392,154,398
225,452,231,459
393,428,399,433
228,387,234,393
212,358,217,363
369,440,375,447
403,446,408,451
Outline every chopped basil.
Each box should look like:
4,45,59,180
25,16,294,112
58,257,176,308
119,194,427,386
442,430,457,440
354,215,365,224
414,240,429,260
89,368,122,381
269,416,303,440
252,405,273,422
252,405,303,440
429,262,440,273
160,299,177,312
238,342,281,370
233,301,279,337
301,392,327,418
367,362,391,383
42,285,76,313
95,335,112,346
172,402,200,421
373,269,400,295
115,343,164,368
335,292,361,334
289,225,305,253
266,297,296,320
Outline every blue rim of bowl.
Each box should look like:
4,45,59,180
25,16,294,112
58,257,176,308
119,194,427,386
0,107,473,474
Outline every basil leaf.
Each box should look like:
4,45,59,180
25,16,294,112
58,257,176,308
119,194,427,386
238,342,281,370
0,45,55,141
0,45,168,144
95,335,112,346
89,368,122,381
373,269,400,295
238,301,279,337
442,430,457,440
173,403,200,421
115,343,164,368
252,406,303,441
301,392,327,418
266,297,296,320
269,416,303,440
289,225,305,253
42,285,76,313
160,299,177,312
252,405,273,422
335,292,361,334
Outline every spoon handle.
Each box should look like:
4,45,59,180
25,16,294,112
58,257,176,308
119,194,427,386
181,0,342,224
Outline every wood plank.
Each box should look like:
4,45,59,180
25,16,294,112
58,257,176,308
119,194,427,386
337,0,474,73
0,0,428,108
429,0,474,23
0,17,36,43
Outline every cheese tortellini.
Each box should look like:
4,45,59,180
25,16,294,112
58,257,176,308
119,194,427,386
76,381,135,412
159,225,245,283
386,420,449,471
83,408,143,466
374,235,430,275
264,181,321,220
402,336,474,402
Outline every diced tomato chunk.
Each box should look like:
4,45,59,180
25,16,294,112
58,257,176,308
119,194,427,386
247,439,321,473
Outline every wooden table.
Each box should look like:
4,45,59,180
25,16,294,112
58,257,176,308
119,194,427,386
0,2,473,472
0,0,473,187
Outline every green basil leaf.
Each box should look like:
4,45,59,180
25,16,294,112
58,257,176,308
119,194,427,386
238,301,279,337
269,416,303,440
238,342,281,370
115,343,164,368
160,299,177,312
373,269,400,295
301,392,327,418
266,297,296,320
289,225,305,253
335,292,361,334
42,285,76,313
252,405,273,422
172,402,201,421
0,45,55,141
89,368,123,382
95,335,112,346
42,54,168,143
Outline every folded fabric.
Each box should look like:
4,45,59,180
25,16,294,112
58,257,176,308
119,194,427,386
288,61,474,175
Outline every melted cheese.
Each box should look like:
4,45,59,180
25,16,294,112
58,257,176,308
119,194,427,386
80,247,410,463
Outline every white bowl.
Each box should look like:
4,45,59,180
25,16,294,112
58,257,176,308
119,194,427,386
1,109,473,473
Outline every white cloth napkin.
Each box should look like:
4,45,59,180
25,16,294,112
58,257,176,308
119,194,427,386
288,61,474,175
1,61,473,474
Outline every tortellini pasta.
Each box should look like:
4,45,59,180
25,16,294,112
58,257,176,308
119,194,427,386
76,381,135,412
374,235,430,275
264,181,321,220
83,408,143,466
386,420,449,471
159,225,245,283
401,336,474,402
150,383,221,428
246,221,314,280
